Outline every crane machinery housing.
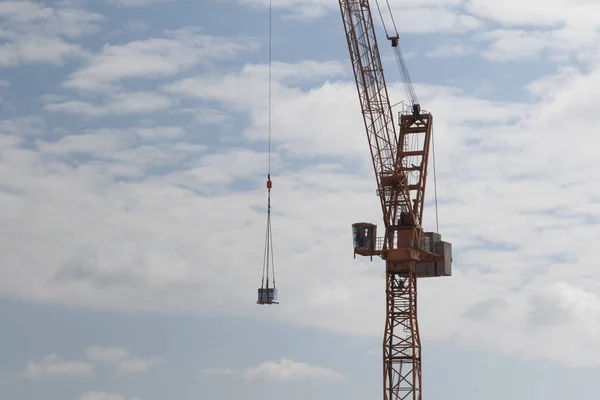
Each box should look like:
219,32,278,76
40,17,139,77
338,1,452,400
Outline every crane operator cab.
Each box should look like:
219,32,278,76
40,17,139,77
352,222,377,257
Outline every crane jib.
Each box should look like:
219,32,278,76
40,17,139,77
338,0,414,231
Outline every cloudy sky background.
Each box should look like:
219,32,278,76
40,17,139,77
2,0,600,399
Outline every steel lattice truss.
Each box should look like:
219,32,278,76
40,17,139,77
397,113,433,229
338,0,413,232
384,269,422,400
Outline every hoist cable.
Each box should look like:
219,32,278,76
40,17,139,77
268,0,272,176
261,212,270,288
392,46,419,106
373,0,419,107
374,0,389,38
384,0,399,37
432,127,440,234
269,212,276,287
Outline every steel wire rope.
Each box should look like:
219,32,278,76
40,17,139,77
431,127,440,234
374,0,419,107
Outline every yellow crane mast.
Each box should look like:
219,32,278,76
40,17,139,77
338,1,453,400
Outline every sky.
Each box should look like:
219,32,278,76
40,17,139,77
1,0,600,399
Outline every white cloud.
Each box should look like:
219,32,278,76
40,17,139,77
238,0,333,19
0,116,44,136
107,0,172,5
473,27,600,62
21,354,94,379
0,1,105,38
64,27,260,93
84,346,164,374
0,34,85,67
426,43,475,58
79,392,139,400
136,126,184,141
192,107,234,126
243,358,345,382
478,29,552,61
385,5,482,34
85,346,132,363
462,0,600,62
40,28,258,120
0,1,103,67
33,126,204,181
127,19,149,31
44,92,177,117
164,61,364,159
117,356,164,374
466,0,600,27
199,368,236,375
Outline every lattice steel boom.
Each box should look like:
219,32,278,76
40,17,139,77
340,1,453,400
338,0,412,236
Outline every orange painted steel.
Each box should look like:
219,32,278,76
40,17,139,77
339,1,452,400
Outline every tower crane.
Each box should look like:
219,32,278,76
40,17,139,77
338,1,452,400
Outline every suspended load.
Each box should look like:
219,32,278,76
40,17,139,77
258,287,277,304
257,174,278,305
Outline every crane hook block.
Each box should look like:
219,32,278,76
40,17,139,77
267,179,272,189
